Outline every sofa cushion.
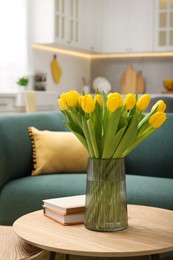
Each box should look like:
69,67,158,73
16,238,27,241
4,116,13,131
126,174,173,210
0,173,87,225
28,127,88,175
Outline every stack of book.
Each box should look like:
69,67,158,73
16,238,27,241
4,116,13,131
42,195,85,225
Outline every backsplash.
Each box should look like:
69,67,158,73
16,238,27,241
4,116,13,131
90,57,173,94
32,47,173,95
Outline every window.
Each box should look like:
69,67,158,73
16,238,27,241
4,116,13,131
0,0,28,91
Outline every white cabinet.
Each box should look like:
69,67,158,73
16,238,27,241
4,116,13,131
80,0,103,52
103,0,154,53
154,0,173,51
0,97,15,112
15,92,58,112
55,0,82,48
0,92,58,114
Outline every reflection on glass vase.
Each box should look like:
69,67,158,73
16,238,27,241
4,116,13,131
84,158,128,232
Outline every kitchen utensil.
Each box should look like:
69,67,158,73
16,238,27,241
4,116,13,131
163,79,173,91
136,71,145,93
120,65,137,93
93,77,111,94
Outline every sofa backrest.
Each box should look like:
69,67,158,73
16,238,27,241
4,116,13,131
0,111,67,190
125,113,173,179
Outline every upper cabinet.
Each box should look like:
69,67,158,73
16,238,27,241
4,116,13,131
80,0,103,53
102,0,154,53
55,0,81,48
154,0,173,51
30,0,173,53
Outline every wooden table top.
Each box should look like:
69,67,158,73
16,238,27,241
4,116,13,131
13,205,173,257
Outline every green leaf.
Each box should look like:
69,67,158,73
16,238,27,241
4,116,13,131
102,108,121,157
114,115,138,158
62,110,84,137
87,119,99,158
102,122,127,158
122,128,155,157
81,116,95,157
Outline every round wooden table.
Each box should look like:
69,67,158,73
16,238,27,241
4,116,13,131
13,205,173,260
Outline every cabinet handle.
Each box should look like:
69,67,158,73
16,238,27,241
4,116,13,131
0,103,7,106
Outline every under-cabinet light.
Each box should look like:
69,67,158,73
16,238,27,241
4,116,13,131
32,44,173,59
32,44,92,59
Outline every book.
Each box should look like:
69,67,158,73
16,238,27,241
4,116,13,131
43,207,84,225
42,195,85,215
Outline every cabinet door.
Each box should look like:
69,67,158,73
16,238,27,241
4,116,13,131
103,0,128,53
80,0,103,52
154,0,173,51
89,0,103,52
103,0,153,53
55,0,81,48
128,0,153,52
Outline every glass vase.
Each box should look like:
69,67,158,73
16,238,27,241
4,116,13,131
84,158,128,232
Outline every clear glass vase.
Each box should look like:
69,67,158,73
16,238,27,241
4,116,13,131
84,158,128,232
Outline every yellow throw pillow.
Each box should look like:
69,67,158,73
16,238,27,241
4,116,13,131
28,127,89,176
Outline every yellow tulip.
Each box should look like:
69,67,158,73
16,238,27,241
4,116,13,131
124,93,136,110
94,94,103,106
136,94,150,111
106,92,123,112
78,95,83,106
81,94,95,113
149,112,167,128
66,90,79,107
151,100,166,112
57,95,69,110
58,90,79,109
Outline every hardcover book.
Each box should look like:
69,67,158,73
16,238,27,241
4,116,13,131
43,207,84,225
42,195,85,215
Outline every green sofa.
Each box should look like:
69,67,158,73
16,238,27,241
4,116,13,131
0,111,172,225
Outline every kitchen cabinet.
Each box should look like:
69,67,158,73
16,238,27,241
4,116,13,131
80,0,103,52
31,0,82,49
55,0,82,48
154,0,173,51
102,0,154,53
30,0,173,54
0,92,58,114
0,96,16,113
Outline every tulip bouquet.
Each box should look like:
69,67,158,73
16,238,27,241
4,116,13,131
58,91,166,159
58,90,167,231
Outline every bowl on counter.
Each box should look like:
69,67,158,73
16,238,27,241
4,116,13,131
163,79,173,91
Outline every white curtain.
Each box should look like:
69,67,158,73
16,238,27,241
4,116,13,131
0,0,28,91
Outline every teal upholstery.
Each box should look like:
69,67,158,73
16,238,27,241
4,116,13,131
0,111,172,225
0,174,86,225
125,113,173,178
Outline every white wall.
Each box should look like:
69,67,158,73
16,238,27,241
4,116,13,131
32,48,91,96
